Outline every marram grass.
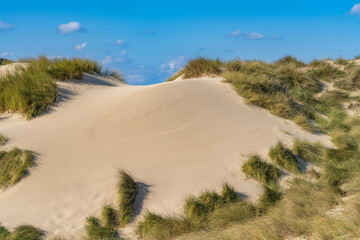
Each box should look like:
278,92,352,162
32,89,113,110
118,170,138,226
0,148,35,189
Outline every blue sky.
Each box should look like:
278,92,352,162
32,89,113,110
1,1,360,85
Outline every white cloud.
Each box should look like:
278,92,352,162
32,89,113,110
227,29,276,40
350,3,360,16
58,21,83,34
101,56,112,65
247,32,265,40
0,51,13,58
227,29,241,37
160,56,186,72
0,21,14,30
120,50,127,55
116,39,126,45
75,42,87,51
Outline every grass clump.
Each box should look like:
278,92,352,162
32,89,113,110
0,148,35,189
309,61,346,81
84,216,117,240
0,134,8,146
118,170,138,226
335,57,349,65
0,58,13,66
208,201,257,228
274,55,306,67
101,205,118,228
166,69,184,82
0,67,58,119
293,138,325,165
9,225,45,240
0,225,10,239
242,155,281,185
22,56,104,81
182,58,222,78
269,142,300,173
136,212,191,240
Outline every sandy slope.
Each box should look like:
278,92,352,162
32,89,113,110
0,73,332,238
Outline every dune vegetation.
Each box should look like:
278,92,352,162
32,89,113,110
0,56,122,119
0,224,44,240
0,148,36,189
0,58,13,66
147,56,360,239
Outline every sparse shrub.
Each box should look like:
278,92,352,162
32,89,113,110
10,225,45,240
242,155,281,185
84,216,116,240
269,142,300,173
0,148,35,189
293,139,325,165
118,170,137,226
101,205,118,227
182,58,222,78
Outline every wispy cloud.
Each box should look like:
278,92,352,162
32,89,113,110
349,3,360,16
75,42,87,51
0,21,14,30
137,30,157,35
101,54,133,65
160,56,186,72
101,56,112,65
114,39,128,46
58,21,85,34
0,51,13,58
227,29,282,40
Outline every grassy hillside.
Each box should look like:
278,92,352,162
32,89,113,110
0,57,122,119
157,56,360,240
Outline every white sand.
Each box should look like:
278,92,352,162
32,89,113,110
0,72,332,238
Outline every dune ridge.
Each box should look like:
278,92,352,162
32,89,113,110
0,72,331,237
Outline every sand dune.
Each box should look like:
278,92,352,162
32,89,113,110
0,73,331,237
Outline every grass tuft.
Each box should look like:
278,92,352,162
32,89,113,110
84,216,116,240
0,58,13,66
0,66,58,119
101,205,118,227
0,225,10,239
9,225,45,240
242,155,281,185
0,148,36,189
0,134,8,146
269,142,300,173
274,55,306,67
293,138,325,165
118,170,138,226
182,58,222,78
